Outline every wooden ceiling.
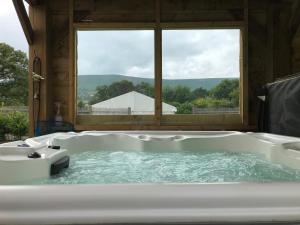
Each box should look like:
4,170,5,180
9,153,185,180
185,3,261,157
24,0,41,6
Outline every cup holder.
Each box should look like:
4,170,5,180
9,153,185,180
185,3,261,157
173,135,183,140
138,135,148,140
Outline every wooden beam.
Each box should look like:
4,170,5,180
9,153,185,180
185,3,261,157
266,1,274,82
160,21,243,29
289,0,300,40
154,0,162,125
28,3,48,135
242,0,249,126
12,0,34,45
75,124,256,132
74,22,155,29
69,0,75,124
24,0,41,6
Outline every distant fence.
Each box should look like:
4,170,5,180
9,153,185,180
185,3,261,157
92,107,132,115
192,107,239,114
77,108,92,115
77,107,132,115
0,106,28,113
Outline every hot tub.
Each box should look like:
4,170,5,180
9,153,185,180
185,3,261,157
1,131,300,224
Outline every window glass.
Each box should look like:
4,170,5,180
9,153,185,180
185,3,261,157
162,29,241,115
77,30,155,115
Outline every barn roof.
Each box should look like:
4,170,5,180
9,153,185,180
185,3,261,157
92,91,177,113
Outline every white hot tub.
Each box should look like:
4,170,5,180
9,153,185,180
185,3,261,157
1,131,300,224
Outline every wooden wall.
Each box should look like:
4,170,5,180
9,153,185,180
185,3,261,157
293,34,300,73
28,0,299,134
291,1,300,73
248,0,292,125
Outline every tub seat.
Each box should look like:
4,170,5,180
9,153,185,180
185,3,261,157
0,141,69,184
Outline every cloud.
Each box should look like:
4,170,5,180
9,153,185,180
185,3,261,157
78,29,240,79
78,30,154,77
0,1,28,53
162,29,240,79
0,3,240,79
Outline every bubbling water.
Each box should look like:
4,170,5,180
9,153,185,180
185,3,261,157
32,150,300,184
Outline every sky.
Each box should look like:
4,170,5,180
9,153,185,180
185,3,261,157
0,1,28,53
0,2,240,80
78,29,240,79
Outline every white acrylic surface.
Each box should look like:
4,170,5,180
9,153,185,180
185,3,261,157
1,131,300,224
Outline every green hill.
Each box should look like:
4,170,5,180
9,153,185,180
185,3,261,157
78,74,232,91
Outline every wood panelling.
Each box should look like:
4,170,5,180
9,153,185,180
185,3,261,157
74,0,156,23
28,2,50,136
291,0,300,74
292,34,300,73
289,0,300,41
161,0,244,22
272,2,291,78
48,0,70,123
27,0,299,133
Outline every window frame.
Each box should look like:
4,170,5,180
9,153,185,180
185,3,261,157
73,22,248,130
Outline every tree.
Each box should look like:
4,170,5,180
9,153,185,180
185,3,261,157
210,79,239,100
89,85,110,105
163,85,192,104
77,100,86,109
0,43,28,106
192,87,208,99
173,86,192,103
135,82,154,98
108,80,134,97
89,80,135,105
162,86,175,103
229,88,239,106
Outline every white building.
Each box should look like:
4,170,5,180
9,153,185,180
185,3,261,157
91,91,177,115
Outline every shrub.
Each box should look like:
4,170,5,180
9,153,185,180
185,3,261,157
6,112,28,139
0,112,7,141
172,102,193,114
193,97,233,108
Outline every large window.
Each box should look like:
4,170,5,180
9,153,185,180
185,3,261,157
77,30,155,115
75,27,243,127
162,29,241,115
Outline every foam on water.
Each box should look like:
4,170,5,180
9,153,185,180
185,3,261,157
33,150,300,184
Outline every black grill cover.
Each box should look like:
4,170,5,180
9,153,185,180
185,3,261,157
260,75,300,137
